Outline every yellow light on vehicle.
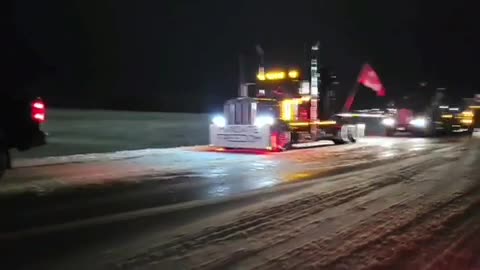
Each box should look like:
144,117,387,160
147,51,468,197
288,120,337,126
257,74,266,81
281,99,300,121
288,122,309,126
316,120,337,125
265,71,286,80
255,97,276,102
462,111,474,117
288,70,299,79
461,119,473,125
441,114,453,119
300,96,311,101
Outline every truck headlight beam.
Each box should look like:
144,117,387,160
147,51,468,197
381,118,395,127
255,115,274,127
410,117,427,128
212,115,226,127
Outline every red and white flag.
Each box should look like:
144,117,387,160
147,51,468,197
357,64,386,96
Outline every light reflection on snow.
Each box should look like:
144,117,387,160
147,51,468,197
410,138,428,143
287,172,313,182
379,151,396,158
207,184,231,197
202,167,228,178
4,136,464,197
377,139,395,148
249,160,277,171
249,176,278,189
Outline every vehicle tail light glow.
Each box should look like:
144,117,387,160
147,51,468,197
33,102,45,109
270,132,278,151
32,99,46,123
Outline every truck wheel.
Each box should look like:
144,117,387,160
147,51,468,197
333,125,349,144
332,139,346,145
348,127,357,143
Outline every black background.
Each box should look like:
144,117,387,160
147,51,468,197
4,0,479,112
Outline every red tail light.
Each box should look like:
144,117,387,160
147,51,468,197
32,99,46,123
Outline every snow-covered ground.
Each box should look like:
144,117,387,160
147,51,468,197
2,136,479,270
113,137,480,270
1,137,449,196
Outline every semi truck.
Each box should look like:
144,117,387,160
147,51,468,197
381,88,474,136
209,44,365,151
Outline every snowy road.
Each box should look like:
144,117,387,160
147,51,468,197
121,139,480,270
1,136,479,269
0,137,459,232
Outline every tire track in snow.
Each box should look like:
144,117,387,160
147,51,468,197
194,155,455,270
360,145,480,270
387,204,480,270
122,185,375,267
256,145,479,270
258,185,480,270
322,187,480,270
424,226,480,270
120,148,464,270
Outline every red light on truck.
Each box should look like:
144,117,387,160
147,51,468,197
33,102,45,109
32,99,46,123
33,113,45,121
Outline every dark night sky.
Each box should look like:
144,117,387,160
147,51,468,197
4,0,480,112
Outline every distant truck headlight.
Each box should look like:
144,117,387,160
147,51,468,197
212,115,226,127
255,115,274,127
381,118,395,127
410,117,427,128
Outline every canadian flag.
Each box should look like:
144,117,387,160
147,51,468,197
357,64,386,96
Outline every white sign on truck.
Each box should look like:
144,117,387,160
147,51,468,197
209,125,271,149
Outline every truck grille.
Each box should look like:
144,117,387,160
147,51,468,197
224,98,257,125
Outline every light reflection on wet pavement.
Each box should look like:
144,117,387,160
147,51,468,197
0,136,469,233
2,137,466,200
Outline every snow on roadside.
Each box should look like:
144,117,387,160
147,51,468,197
12,146,205,168
2,137,462,198
11,137,387,168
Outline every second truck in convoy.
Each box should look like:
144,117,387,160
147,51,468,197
381,88,474,136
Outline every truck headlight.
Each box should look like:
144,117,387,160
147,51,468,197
410,117,427,128
381,118,395,127
212,115,226,127
255,115,274,127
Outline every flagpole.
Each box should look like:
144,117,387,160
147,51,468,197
342,82,360,112
342,64,366,112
